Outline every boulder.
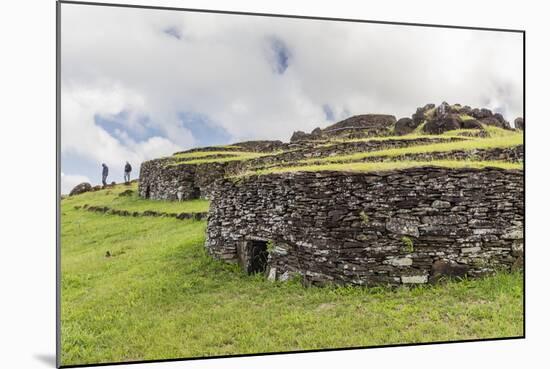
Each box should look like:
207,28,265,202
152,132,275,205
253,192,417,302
449,104,463,113
423,113,461,134
412,108,426,126
311,127,322,136
296,114,396,141
479,116,511,129
514,117,524,130
394,117,418,136
462,118,484,130
69,182,92,196
324,114,396,131
433,102,451,119
471,108,493,119
411,104,435,126
493,113,507,125
458,105,472,115
290,131,309,142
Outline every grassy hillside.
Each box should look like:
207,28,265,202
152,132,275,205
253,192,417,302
161,125,523,179
307,126,522,164
62,182,209,214
60,184,523,366
237,160,522,177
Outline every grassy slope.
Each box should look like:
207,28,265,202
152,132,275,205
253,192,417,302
164,126,521,169
170,151,271,165
322,130,471,145
307,129,523,164
61,189,523,366
62,182,210,214
238,160,523,177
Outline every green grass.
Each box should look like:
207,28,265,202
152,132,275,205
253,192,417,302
169,150,271,165
62,182,210,214
324,132,469,145
459,114,475,121
305,129,523,165
215,144,243,150
484,125,520,137
237,160,522,177
424,107,436,119
413,121,426,133
325,122,512,145
61,188,523,366
172,150,247,160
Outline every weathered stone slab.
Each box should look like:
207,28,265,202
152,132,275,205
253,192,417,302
386,217,420,237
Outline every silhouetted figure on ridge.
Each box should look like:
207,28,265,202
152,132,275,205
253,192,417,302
102,163,109,187
124,161,132,184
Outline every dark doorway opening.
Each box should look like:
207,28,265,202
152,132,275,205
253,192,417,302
192,186,201,199
145,185,151,199
247,240,268,275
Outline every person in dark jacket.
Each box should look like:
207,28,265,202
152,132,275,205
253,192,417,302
102,163,109,186
124,161,132,183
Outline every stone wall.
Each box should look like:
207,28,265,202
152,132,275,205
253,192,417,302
138,159,194,200
309,145,524,165
140,137,522,205
138,137,469,200
138,159,228,200
244,145,524,173
225,137,467,174
205,167,524,286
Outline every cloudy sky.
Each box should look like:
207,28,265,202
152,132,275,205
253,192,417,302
60,4,523,193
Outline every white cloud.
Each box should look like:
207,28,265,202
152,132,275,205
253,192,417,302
61,172,91,194
61,4,523,182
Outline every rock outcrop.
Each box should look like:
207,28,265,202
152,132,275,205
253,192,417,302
412,104,436,126
423,113,462,134
324,114,396,131
290,131,309,142
290,114,396,142
402,102,513,134
69,182,92,196
394,117,417,136
514,117,524,130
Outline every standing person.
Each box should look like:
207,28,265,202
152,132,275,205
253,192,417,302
102,163,109,186
124,161,132,184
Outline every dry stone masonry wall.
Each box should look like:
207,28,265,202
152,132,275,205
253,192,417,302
309,146,524,165
205,167,523,286
138,136,474,201
139,143,523,202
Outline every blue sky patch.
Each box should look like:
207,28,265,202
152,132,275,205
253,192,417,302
163,26,183,40
94,111,165,143
268,37,291,75
178,111,231,147
323,104,335,122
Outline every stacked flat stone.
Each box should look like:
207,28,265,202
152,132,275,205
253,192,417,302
205,167,523,286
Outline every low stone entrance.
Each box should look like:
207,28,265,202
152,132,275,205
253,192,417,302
243,240,268,274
